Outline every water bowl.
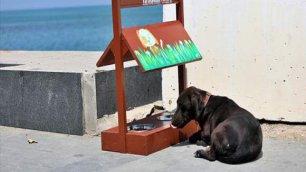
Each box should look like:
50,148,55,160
129,123,155,131
157,111,173,121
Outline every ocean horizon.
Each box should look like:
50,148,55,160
0,5,163,51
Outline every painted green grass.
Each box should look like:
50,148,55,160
134,40,202,71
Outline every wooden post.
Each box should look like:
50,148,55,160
112,0,127,153
177,0,187,94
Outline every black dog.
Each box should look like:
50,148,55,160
172,87,262,164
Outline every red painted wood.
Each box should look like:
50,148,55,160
123,21,191,52
177,0,187,94
122,20,201,72
101,114,199,155
99,0,198,155
96,39,134,67
112,0,128,153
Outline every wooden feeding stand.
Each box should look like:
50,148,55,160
97,0,203,155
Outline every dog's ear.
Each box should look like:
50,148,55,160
190,95,198,118
191,88,207,120
190,92,202,119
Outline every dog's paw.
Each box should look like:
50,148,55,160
194,149,205,158
203,145,211,152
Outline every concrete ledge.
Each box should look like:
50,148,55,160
0,51,162,135
0,70,84,135
96,67,161,118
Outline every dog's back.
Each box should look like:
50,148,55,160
207,96,263,164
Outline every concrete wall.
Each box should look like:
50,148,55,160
0,70,84,135
0,52,162,135
0,67,162,135
163,0,306,122
96,67,162,118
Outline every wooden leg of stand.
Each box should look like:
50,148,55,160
112,0,127,153
177,0,186,94
178,64,187,94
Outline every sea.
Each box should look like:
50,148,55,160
0,5,162,51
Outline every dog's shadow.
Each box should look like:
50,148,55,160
172,140,208,147
172,141,193,147
224,151,263,165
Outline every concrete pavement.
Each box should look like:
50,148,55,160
1,126,305,172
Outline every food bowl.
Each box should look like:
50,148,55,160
157,111,173,121
128,123,155,131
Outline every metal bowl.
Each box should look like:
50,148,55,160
129,123,155,131
157,112,173,121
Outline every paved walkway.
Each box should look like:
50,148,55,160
1,126,305,172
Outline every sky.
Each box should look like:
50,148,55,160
0,0,111,11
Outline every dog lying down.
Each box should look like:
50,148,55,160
171,87,262,164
